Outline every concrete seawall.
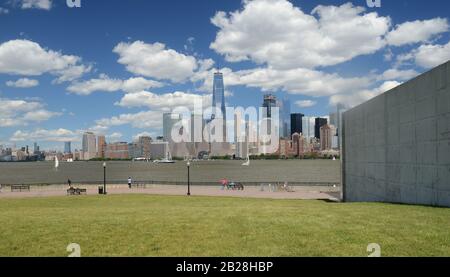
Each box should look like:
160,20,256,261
342,61,450,207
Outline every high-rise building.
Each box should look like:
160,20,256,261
97,135,106,158
211,71,227,141
292,133,305,157
212,71,226,120
261,95,290,138
190,113,205,143
291,113,304,136
277,138,293,158
105,142,129,159
330,103,347,147
320,124,336,151
163,113,185,157
280,98,291,138
301,116,313,139
315,118,328,139
234,111,249,159
138,136,152,159
188,113,208,158
329,112,338,133
82,132,97,160
64,141,72,154
262,94,281,138
163,113,182,143
150,141,169,160
128,142,141,159
262,94,278,118
127,136,152,159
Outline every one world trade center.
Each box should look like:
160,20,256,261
211,71,227,141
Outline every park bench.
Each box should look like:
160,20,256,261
226,182,244,191
11,185,30,192
67,187,87,196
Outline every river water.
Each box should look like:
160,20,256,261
0,160,340,185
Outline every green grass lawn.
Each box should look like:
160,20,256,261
0,194,449,257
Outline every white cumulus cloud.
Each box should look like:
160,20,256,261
113,41,201,83
106,132,123,142
330,81,402,108
193,67,370,97
0,98,60,127
67,74,164,95
17,0,52,10
95,110,163,130
378,69,419,81
210,0,391,69
0,39,91,82
386,18,449,46
400,41,450,69
6,78,39,88
116,90,210,110
295,100,317,108
11,128,77,142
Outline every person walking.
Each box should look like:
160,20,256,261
68,179,72,188
128,177,132,189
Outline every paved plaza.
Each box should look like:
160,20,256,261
0,184,340,200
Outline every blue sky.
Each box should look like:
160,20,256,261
0,0,450,150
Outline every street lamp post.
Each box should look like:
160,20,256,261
103,162,107,195
187,160,191,196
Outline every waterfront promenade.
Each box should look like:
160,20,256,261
0,160,341,200
0,184,340,200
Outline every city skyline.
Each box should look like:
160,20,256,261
1,0,450,150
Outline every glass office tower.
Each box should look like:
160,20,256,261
211,71,226,141
212,71,226,120
291,113,304,136
280,98,291,138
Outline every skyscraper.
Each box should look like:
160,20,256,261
212,71,226,120
301,116,313,139
97,135,106,158
163,113,182,143
64,141,72,154
262,94,281,138
315,118,328,139
292,132,306,157
211,71,227,141
234,111,249,159
138,136,152,159
320,124,336,151
280,98,291,138
330,103,347,146
163,113,186,158
190,113,204,143
82,132,97,160
291,113,304,136
262,94,278,118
